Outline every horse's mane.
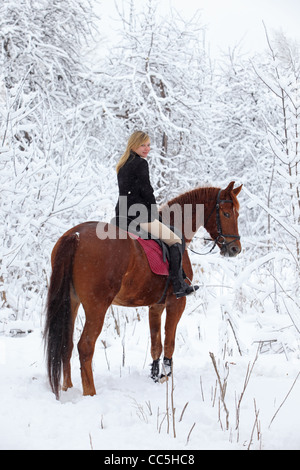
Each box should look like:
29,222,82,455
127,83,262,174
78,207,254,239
160,185,240,212
160,186,219,212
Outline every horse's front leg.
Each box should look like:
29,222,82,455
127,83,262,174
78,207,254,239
161,296,186,382
149,304,165,382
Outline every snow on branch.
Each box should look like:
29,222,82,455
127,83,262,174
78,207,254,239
243,186,299,239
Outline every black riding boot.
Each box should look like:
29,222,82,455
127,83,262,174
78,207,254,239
169,243,199,298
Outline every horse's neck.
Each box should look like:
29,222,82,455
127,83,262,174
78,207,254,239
160,187,219,244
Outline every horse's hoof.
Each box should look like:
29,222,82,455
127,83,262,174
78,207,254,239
159,357,172,383
159,375,169,384
151,357,173,383
150,359,160,382
162,357,172,374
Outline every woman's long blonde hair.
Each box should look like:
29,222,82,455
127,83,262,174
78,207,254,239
116,131,150,173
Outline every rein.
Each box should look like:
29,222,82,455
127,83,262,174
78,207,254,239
189,189,240,256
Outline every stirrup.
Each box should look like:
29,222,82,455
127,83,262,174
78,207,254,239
174,284,199,299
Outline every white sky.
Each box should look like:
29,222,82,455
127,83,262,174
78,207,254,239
99,0,300,57
170,0,300,56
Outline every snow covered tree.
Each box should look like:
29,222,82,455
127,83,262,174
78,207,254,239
214,50,264,183
95,0,213,201
252,29,300,266
0,0,96,151
208,48,275,244
0,0,102,320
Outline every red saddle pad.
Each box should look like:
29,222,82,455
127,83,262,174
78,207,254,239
130,233,169,276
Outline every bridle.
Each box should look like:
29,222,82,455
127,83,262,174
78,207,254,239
189,189,240,255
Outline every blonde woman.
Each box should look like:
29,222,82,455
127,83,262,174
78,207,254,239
115,131,198,298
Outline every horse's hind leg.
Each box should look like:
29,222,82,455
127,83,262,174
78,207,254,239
62,291,80,392
77,302,109,396
149,304,165,382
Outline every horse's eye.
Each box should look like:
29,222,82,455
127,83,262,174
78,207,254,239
224,212,230,218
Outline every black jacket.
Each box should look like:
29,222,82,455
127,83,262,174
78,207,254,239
115,151,159,232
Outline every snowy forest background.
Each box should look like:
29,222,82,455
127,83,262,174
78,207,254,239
0,0,300,450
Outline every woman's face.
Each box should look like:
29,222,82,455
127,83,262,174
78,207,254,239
134,140,151,159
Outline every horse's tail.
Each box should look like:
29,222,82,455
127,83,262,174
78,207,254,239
44,232,78,399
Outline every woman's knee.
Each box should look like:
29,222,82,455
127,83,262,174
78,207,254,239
166,236,182,246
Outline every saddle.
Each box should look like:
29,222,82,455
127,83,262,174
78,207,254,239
129,232,170,276
110,218,186,303
128,227,186,279
129,233,173,305
110,216,172,276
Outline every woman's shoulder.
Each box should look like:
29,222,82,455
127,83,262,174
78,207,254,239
118,152,145,177
119,152,137,171
129,151,148,168
130,151,145,161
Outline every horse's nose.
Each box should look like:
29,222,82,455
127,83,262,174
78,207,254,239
229,243,241,257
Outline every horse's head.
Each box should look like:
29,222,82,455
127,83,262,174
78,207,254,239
206,181,242,257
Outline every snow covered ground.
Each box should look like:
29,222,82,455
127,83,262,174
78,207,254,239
1,254,299,451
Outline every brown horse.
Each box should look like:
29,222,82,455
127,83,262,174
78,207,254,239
44,181,242,399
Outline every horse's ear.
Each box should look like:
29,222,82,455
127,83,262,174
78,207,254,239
224,181,235,193
233,184,243,196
